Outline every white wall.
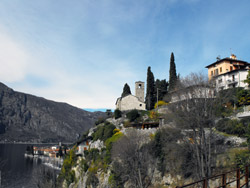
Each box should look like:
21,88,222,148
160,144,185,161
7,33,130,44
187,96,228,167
116,95,146,111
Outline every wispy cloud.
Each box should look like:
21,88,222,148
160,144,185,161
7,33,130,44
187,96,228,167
0,0,250,109
0,25,31,82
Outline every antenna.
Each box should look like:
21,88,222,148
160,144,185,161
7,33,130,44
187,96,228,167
216,55,221,61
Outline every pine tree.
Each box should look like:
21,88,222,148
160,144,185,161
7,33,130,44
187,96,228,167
146,66,156,110
169,52,177,91
121,83,131,98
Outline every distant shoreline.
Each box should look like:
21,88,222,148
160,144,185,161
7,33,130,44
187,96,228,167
0,142,73,145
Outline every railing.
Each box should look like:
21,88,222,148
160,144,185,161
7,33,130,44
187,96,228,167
176,166,250,188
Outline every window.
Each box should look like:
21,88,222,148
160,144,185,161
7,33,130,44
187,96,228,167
220,67,222,72
218,79,222,84
211,71,213,76
139,104,142,107
215,69,218,76
232,75,235,81
138,84,142,88
230,66,233,71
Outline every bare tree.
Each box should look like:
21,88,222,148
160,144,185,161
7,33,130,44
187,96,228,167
111,130,155,188
167,72,222,180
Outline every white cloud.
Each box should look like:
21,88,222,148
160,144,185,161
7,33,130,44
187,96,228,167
0,26,30,82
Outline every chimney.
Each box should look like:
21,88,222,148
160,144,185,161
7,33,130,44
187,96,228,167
230,54,237,59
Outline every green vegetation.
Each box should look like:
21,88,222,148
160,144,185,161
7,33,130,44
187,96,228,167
121,83,131,97
169,52,177,91
244,70,250,87
58,146,77,186
86,172,99,187
126,109,140,122
114,109,122,119
146,66,156,110
105,130,123,164
237,89,250,106
154,100,168,109
216,117,250,137
148,110,160,121
155,79,169,101
95,117,106,125
77,126,123,187
234,149,250,170
92,122,116,142
79,158,89,174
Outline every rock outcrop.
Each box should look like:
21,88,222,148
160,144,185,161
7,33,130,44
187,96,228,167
0,82,105,143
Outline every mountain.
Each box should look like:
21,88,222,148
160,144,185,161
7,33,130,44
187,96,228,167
0,82,105,143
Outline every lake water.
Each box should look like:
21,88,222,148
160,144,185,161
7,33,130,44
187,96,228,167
0,144,60,188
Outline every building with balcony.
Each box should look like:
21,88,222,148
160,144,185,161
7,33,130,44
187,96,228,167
206,54,250,91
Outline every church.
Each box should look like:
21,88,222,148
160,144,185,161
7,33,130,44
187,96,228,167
115,81,146,111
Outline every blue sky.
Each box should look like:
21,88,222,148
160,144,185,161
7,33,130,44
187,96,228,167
1,0,250,109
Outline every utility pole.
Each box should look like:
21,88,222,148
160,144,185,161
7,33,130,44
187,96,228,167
156,88,159,110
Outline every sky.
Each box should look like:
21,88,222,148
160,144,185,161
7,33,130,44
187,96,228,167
1,0,250,110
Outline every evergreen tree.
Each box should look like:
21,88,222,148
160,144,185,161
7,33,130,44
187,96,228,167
169,52,177,91
146,66,156,110
121,83,131,98
155,79,168,100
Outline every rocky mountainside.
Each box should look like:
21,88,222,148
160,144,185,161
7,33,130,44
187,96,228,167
0,82,105,143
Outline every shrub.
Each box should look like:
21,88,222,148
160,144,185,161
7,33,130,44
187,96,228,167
108,172,123,188
114,109,122,119
86,172,99,187
234,149,250,170
123,120,131,128
85,148,100,162
103,123,116,141
126,109,139,122
113,128,120,134
105,131,123,164
149,110,160,121
216,118,246,136
58,146,77,186
154,100,168,109
79,159,89,173
95,118,105,125
92,122,116,142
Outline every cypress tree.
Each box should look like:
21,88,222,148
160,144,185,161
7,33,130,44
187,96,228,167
121,83,131,98
169,52,177,91
146,66,156,110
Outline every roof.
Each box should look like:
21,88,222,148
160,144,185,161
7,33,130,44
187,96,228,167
205,58,250,68
135,81,144,83
115,94,145,105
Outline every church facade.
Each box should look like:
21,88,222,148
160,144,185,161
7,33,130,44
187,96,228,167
116,81,146,111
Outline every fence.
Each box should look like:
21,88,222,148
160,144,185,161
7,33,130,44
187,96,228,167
176,165,250,188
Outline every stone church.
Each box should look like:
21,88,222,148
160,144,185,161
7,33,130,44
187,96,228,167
115,81,146,111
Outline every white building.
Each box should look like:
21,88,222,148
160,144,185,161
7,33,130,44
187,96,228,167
206,54,250,91
116,81,146,111
77,137,91,154
215,69,249,91
170,85,215,103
